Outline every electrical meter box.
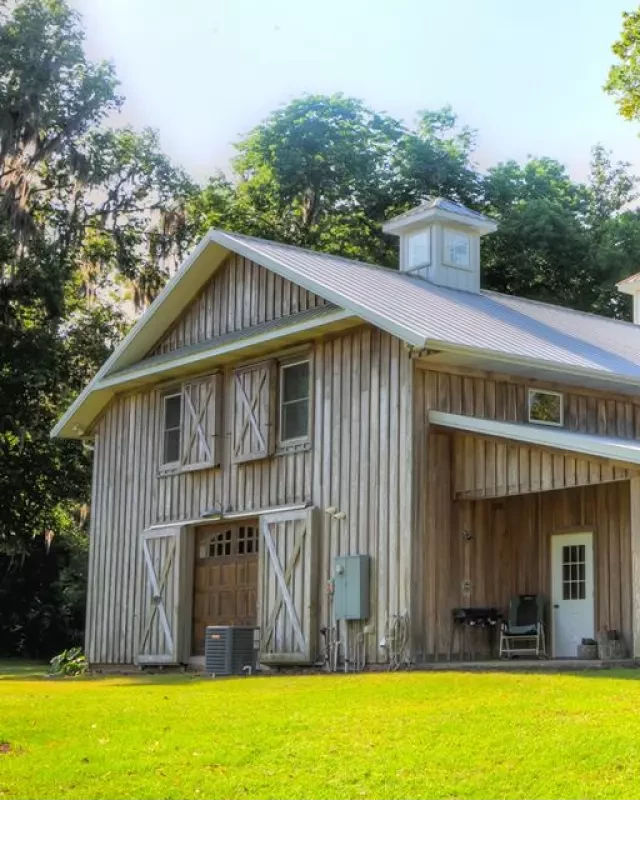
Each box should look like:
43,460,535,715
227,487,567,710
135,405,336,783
333,555,370,620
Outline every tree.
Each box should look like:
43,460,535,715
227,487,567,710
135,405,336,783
190,95,478,265
605,9,640,122
480,147,640,318
0,0,191,655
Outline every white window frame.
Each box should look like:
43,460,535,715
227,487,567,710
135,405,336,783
160,389,183,471
278,358,311,449
527,388,564,428
442,227,472,270
404,228,431,273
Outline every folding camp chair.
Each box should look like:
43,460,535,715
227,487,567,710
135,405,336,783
499,594,547,659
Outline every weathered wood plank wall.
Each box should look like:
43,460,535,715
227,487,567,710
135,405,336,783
453,434,636,499
150,255,329,356
421,431,632,660
86,319,412,664
410,365,638,660
419,366,640,438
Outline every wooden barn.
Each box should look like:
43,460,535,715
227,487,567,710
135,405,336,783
53,198,640,667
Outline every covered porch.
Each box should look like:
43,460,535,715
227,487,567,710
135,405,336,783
420,412,640,662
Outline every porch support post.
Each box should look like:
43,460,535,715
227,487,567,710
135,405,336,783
629,477,640,658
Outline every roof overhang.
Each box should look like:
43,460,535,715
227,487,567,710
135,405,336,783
383,207,497,237
429,410,640,467
418,342,640,397
53,306,357,438
616,273,640,295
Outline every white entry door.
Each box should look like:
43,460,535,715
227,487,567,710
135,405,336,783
551,532,595,658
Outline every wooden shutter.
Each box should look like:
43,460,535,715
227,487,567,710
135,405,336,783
138,527,185,665
181,374,221,471
232,361,275,463
259,507,317,664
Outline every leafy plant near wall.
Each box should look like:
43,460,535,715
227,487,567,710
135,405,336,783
49,647,88,676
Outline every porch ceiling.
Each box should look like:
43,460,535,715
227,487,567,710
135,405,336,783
429,411,640,468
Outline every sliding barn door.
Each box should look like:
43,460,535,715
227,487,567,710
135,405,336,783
259,507,317,664
138,527,186,665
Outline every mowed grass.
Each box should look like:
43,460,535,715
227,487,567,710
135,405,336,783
3,665,640,798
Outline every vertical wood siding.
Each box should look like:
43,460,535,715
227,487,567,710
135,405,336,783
420,367,640,439
86,323,412,664
453,434,635,499
149,255,329,357
420,431,633,659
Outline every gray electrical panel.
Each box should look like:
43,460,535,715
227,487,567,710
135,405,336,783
334,555,370,620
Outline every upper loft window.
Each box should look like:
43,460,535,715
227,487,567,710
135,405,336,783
528,389,563,427
162,392,182,466
406,229,431,272
443,228,471,269
279,360,310,444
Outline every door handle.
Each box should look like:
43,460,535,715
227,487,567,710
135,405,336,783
553,604,559,609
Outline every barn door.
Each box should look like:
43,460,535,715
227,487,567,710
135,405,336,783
181,374,221,471
138,527,185,665
232,361,275,463
259,507,317,664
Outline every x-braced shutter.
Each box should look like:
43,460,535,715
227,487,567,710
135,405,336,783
232,361,275,463
259,507,317,664
181,374,221,471
138,527,183,665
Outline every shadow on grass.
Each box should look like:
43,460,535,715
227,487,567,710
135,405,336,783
0,660,48,680
4,658,640,686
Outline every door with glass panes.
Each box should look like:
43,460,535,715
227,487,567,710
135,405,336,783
551,532,595,658
191,522,258,654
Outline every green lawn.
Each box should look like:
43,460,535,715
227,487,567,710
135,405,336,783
2,664,640,798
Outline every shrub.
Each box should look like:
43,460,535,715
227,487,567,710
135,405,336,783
49,647,88,676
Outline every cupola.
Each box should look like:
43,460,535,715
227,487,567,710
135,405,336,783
382,197,497,293
616,273,640,324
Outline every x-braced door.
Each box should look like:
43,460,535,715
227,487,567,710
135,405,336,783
259,507,317,664
138,526,184,665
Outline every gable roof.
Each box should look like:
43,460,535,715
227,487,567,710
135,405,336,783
52,228,640,439
382,197,497,235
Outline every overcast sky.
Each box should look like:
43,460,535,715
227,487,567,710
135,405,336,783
70,0,640,185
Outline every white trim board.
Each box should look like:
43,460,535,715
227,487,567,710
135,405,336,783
428,410,640,467
144,502,310,532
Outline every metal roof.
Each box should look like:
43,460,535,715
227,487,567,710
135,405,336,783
383,197,495,228
429,411,640,467
213,230,640,384
52,226,640,439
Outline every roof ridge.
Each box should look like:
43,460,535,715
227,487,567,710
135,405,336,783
484,288,637,331
216,229,637,330
212,229,408,276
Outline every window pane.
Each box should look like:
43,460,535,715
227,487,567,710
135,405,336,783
444,228,470,267
283,362,310,403
164,394,181,430
407,230,430,269
282,400,309,441
163,428,180,464
529,391,562,425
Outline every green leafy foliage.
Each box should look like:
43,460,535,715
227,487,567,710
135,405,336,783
190,95,477,265
606,9,640,122
49,646,87,676
0,0,192,656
